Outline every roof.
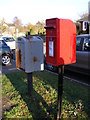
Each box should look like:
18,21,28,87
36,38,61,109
5,22,15,27
7,23,15,27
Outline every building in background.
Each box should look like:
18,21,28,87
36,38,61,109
76,1,90,35
77,15,89,34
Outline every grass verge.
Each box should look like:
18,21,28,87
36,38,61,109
2,71,90,119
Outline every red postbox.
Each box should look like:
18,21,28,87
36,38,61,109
45,18,76,66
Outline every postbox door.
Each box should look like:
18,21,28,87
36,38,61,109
45,18,59,66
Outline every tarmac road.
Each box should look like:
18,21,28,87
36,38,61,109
1,59,90,87
2,60,18,74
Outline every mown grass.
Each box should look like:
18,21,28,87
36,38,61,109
2,71,90,119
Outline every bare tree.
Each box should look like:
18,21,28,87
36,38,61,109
13,16,22,32
79,12,88,20
36,21,45,35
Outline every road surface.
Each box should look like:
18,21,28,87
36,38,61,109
1,59,90,87
2,60,18,74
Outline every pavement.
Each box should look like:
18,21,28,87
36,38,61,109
2,60,18,74
1,59,90,87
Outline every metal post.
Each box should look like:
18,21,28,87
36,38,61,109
57,66,64,120
88,1,90,34
27,72,33,96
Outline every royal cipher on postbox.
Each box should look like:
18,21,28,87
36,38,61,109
45,18,76,66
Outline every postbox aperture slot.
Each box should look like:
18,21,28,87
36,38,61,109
45,25,56,29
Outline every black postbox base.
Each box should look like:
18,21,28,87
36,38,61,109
57,66,64,120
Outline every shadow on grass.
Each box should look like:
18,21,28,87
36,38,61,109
5,71,57,120
34,71,90,118
5,71,90,119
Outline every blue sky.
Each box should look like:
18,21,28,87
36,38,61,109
0,0,89,25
